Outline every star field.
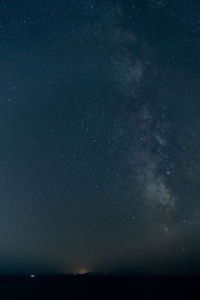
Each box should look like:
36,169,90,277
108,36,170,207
0,0,200,275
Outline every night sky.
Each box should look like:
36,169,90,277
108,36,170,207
0,0,200,275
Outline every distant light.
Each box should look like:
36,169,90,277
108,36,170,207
30,274,36,278
75,269,89,275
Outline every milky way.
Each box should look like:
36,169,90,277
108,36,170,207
100,2,200,273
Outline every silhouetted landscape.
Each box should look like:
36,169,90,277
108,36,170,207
0,274,199,299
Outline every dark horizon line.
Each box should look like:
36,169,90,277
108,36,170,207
0,273,199,278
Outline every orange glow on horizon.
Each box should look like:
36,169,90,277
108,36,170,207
74,268,89,275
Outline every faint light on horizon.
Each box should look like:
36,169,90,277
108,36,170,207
74,268,89,275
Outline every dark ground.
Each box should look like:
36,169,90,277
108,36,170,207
0,274,199,299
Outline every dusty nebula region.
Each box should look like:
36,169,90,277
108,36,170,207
97,3,200,273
